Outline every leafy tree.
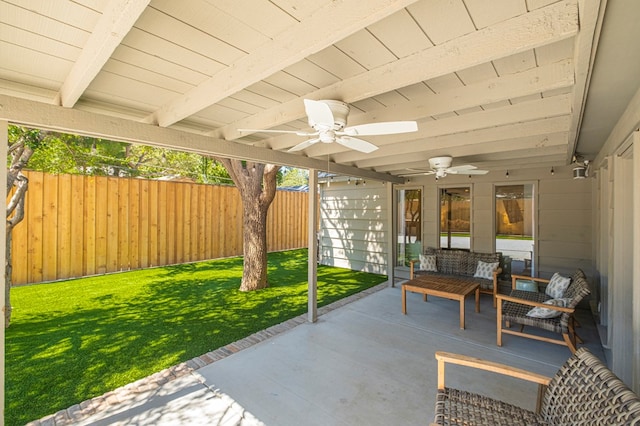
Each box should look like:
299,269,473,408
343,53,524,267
27,134,130,175
279,167,309,188
217,158,280,291
23,129,234,184
5,126,48,327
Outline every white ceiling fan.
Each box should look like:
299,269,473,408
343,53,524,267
238,99,418,153
405,156,489,179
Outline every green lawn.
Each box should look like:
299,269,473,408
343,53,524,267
6,249,387,426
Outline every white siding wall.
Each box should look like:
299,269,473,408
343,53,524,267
537,178,593,278
591,84,640,391
319,171,593,281
319,181,388,274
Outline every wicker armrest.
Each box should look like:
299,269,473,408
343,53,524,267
510,274,550,290
496,294,574,313
435,351,551,415
435,351,551,389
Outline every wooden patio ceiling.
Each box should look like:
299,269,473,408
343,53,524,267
0,0,619,181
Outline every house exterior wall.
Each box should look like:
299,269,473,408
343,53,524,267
537,178,593,278
410,171,592,281
318,170,593,281
318,181,388,275
591,84,640,392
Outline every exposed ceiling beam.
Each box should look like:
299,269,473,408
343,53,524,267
56,0,150,108
267,60,575,152
354,117,570,168
443,133,569,160
378,139,568,173
214,0,579,141
375,132,568,174
565,0,607,162
472,154,567,169
0,95,404,183
149,0,419,128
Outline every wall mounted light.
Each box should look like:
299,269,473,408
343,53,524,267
571,155,589,179
550,167,555,175
573,164,587,179
505,170,509,178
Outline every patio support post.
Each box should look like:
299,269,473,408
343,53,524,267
633,130,640,393
387,182,395,287
1,119,8,419
308,169,318,322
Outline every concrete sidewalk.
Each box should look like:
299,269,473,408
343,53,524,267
29,282,604,425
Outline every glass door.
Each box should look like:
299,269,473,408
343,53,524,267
396,188,421,266
495,184,535,276
440,187,471,249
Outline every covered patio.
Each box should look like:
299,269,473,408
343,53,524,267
2,0,640,423
37,284,603,425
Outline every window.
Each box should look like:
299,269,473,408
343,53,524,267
495,184,534,276
440,187,470,249
396,188,421,266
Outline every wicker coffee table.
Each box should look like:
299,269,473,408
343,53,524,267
402,276,480,329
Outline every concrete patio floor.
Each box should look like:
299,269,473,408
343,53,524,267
33,282,604,426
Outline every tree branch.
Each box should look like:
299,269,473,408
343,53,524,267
6,174,28,229
261,164,281,206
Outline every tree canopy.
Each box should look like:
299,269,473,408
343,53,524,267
9,125,308,188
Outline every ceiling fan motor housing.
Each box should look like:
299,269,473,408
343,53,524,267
429,156,453,169
311,100,349,130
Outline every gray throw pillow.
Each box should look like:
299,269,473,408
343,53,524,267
545,273,571,299
473,260,498,280
527,298,572,318
419,254,437,272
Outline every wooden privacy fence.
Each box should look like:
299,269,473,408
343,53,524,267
10,171,309,285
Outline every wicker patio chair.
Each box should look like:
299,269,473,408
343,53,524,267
432,348,640,425
496,270,590,353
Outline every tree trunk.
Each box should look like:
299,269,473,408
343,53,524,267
217,158,280,291
240,197,269,291
5,229,13,326
6,128,38,327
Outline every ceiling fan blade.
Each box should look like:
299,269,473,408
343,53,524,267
465,169,489,175
402,170,435,176
287,138,321,152
335,136,378,153
447,165,477,172
342,121,418,136
238,128,315,136
304,99,335,128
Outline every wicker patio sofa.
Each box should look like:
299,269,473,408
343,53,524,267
432,348,640,425
410,248,502,307
496,269,590,353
